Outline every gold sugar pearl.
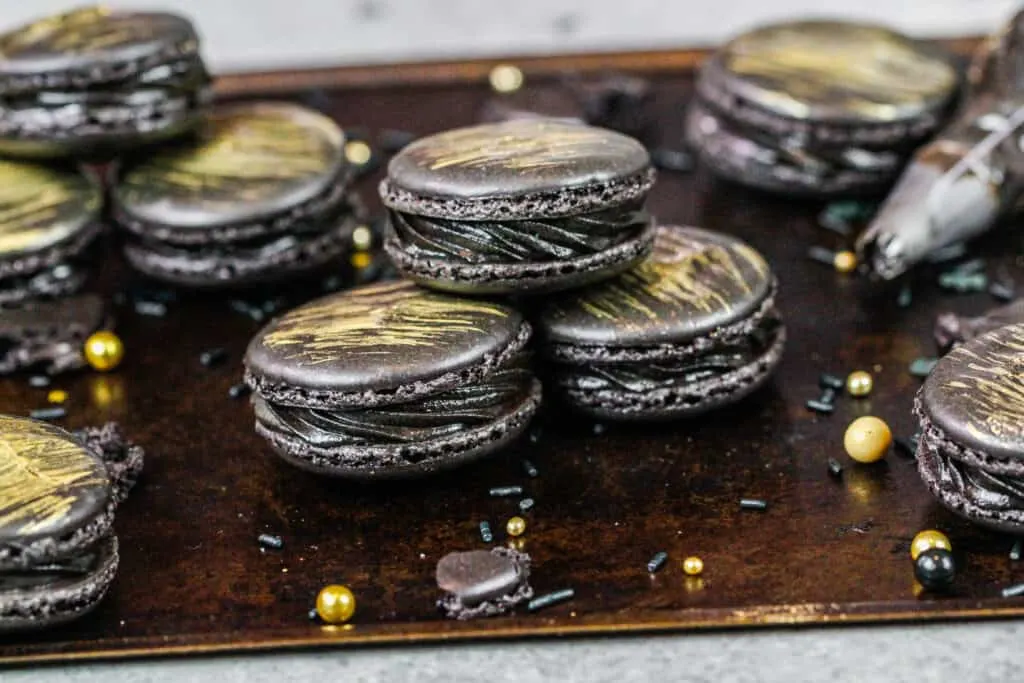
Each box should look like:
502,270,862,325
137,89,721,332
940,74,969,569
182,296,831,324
344,140,372,166
846,371,873,398
682,556,704,576
84,331,124,372
833,251,858,274
350,251,373,269
47,389,68,405
489,64,524,93
315,584,356,624
506,516,526,537
352,225,373,251
843,416,892,464
910,530,952,560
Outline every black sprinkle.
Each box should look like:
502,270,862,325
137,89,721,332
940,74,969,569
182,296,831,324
807,246,835,266
1001,583,1024,598
228,383,251,399
519,498,535,513
29,375,50,388
647,551,668,573
806,399,835,414
30,407,66,421
258,533,283,549
378,129,417,153
951,257,986,275
894,437,917,458
489,486,523,497
308,608,319,621
200,348,228,368
592,423,606,435
740,498,768,511
129,286,176,303
990,280,1015,302
827,458,844,478
229,300,265,322
479,521,493,543
1011,539,1023,561
819,388,838,405
528,588,575,612
649,147,694,173
134,300,167,317
522,459,539,477
897,285,913,308
819,373,845,391
528,430,542,445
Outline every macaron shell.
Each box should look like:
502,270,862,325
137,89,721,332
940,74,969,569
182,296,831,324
113,102,346,230
0,161,99,258
539,225,772,347
717,21,957,124
922,323,1024,464
245,280,526,394
0,416,110,545
385,119,650,202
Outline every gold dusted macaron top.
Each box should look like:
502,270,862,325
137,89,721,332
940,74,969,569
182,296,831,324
922,323,1024,462
0,160,99,258
385,119,651,202
719,21,957,123
0,6,196,67
0,415,109,544
114,102,346,229
246,280,526,392
539,225,772,347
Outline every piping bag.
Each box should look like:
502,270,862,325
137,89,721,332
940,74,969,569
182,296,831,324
857,11,1024,280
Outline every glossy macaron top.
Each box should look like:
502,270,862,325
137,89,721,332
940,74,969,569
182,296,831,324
245,280,529,399
0,416,110,546
706,20,957,124
381,119,654,219
113,102,347,233
0,160,100,259
0,7,199,91
921,323,1024,463
537,225,773,347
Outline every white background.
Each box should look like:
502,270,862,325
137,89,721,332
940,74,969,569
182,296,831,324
0,0,1017,72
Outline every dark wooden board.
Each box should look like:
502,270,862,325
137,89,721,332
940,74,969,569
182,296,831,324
4,43,1024,665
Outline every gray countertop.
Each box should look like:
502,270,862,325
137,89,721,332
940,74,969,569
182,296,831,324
8,620,1020,682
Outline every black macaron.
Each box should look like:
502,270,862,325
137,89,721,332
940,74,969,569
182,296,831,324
112,102,363,288
536,225,784,420
0,294,106,375
686,20,957,196
0,6,211,159
915,323,1024,533
0,160,102,305
380,119,656,294
0,418,142,632
244,280,542,478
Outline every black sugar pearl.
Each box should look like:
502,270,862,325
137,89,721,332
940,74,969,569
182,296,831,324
1011,539,1022,561
897,285,913,308
519,498,535,513
522,459,539,477
914,548,956,591
827,458,843,478
228,383,251,399
200,348,228,367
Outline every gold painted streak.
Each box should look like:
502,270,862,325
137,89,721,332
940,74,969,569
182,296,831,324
416,127,626,171
263,282,509,364
0,183,86,254
945,329,1024,439
0,417,106,536
577,235,763,323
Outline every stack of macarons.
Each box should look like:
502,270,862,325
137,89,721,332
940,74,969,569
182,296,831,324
244,119,786,478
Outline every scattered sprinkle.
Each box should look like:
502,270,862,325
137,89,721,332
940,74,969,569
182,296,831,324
647,551,668,573
740,498,768,511
649,147,694,173
1001,583,1024,598
806,399,834,414
134,300,168,317
258,533,283,550
47,389,68,405
519,498,535,513
592,423,606,435
827,458,844,478
200,348,228,368
897,285,913,308
909,357,939,378
479,521,493,543
229,300,266,322
894,437,918,458
321,275,343,292
819,388,838,405
30,407,66,421
489,486,523,497
819,373,845,391
938,271,987,293
29,375,50,388
308,608,319,621
990,280,1015,302
528,588,574,612
228,383,251,399
522,459,539,477
1011,540,1023,561
807,246,836,266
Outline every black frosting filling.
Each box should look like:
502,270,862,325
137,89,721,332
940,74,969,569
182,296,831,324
559,318,778,394
0,553,96,591
389,201,649,264
257,365,534,447
0,262,86,306
934,448,1024,512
